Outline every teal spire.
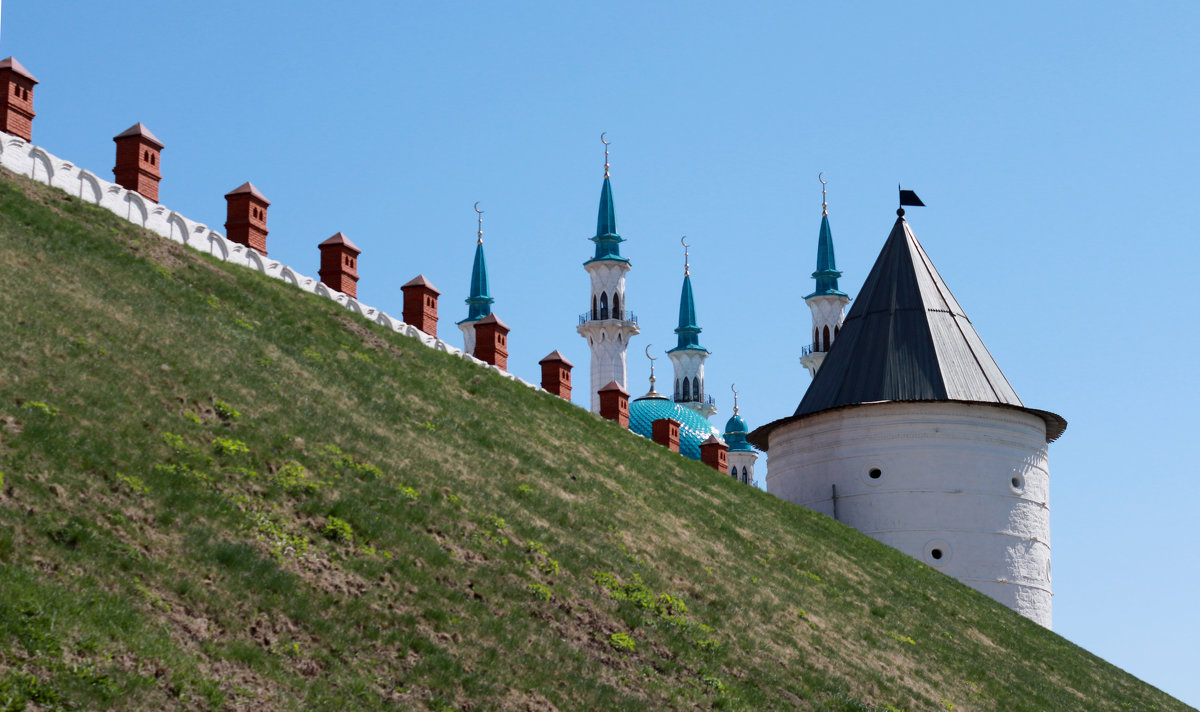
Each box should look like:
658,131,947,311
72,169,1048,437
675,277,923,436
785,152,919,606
586,134,628,264
668,238,707,353
806,176,847,299
459,204,494,324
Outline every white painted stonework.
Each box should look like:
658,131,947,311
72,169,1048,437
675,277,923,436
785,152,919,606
578,259,638,412
801,293,850,377
668,348,716,419
459,321,477,357
765,401,1053,628
727,449,758,485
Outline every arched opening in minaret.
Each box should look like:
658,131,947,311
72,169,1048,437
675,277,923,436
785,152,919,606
741,466,748,484
592,295,597,320
813,328,819,350
674,379,680,400
612,293,621,320
681,378,691,401
692,377,701,401
729,466,736,477
600,292,609,320
822,325,831,351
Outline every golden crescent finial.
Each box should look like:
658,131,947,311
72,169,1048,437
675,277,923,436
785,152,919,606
681,235,690,276
731,383,740,415
819,172,828,217
474,202,484,244
601,132,611,178
644,344,655,361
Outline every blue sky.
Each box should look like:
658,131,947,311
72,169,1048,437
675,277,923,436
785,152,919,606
6,1,1200,706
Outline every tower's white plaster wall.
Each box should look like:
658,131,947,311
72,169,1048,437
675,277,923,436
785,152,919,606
801,294,850,377
578,260,638,412
766,401,1052,627
727,449,758,485
459,321,477,356
668,349,716,418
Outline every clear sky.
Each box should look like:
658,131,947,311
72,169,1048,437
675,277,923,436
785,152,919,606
6,1,1199,706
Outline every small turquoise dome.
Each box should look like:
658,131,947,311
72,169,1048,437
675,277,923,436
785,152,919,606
629,394,722,461
723,413,755,453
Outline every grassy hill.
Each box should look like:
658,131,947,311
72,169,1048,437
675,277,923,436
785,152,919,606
0,166,1188,712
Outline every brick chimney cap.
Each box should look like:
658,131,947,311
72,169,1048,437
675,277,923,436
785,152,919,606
598,380,630,396
402,274,441,293
700,434,726,446
538,350,574,367
477,313,509,329
0,57,38,83
225,181,270,205
319,232,361,254
113,122,164,149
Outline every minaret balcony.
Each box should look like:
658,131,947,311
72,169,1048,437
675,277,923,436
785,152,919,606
675,393,716,407
801,343,829,357
579,309,638,325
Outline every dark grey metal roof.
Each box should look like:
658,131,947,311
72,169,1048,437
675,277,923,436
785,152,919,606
749,215,1065,448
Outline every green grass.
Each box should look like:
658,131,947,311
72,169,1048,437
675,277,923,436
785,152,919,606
0,167,1190,711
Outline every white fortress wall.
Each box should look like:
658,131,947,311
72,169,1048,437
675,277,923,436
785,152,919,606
766,400,1053,627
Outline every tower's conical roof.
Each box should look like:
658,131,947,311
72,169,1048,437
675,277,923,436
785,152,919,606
459,240,494,324
668,273,706,353
587,177,628,263
750,214,1065,447
806,214,846,298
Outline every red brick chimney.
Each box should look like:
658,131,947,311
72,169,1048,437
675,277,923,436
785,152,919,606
224,182,270,255
401,275,440,338
0,57,37,141
652,418,681,453
538,350,573,400
113,123,163,202
474,313,509,370
318,232,361,298
699,434,729,472
598,381,630,428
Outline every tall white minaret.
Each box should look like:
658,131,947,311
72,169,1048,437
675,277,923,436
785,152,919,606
577,134,639,412
667,237,716,419
800,173,850,378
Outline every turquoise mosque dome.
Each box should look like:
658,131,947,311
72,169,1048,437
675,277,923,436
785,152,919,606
629,392,723,461
723,413,754,453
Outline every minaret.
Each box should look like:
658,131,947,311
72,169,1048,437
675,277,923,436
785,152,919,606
799,173,850,378
667,237,716,419
577,134,640,413
457,203,494,355
723,385,759,486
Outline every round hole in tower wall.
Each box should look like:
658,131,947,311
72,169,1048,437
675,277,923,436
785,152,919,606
1009,472,1026,494
924,540,951,567
863,464,885,487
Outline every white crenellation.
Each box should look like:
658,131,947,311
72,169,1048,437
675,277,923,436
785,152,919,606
765,400,1053,628
800,293,850,377
577,259,639,412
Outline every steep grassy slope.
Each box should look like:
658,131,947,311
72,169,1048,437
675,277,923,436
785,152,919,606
0,167,1188,712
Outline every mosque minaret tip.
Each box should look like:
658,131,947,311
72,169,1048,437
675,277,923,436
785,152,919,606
799,173,850,378
578,133,640,413
457,202,494,356
667,237,716,419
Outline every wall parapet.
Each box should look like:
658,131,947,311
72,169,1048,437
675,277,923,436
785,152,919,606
0,130,546,391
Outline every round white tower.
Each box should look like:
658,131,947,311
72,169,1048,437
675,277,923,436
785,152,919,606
800,175,850,378
577,136,639,412
667,238,717,419
723,386,758,486
752,205,1066,628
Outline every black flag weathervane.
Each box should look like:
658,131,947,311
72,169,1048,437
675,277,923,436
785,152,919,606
897,185,925,216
